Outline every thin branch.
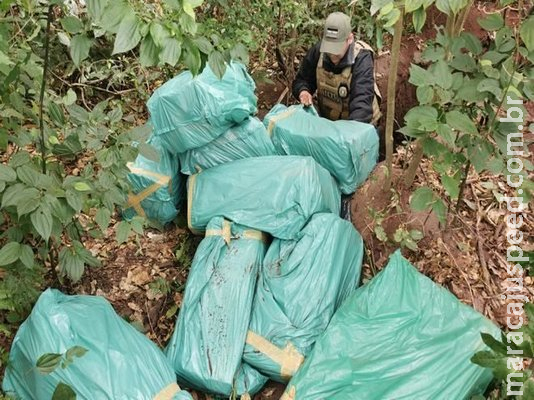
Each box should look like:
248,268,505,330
38,5,54,175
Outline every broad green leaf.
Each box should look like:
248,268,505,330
100,1,131,33
481,50,508,65
17,165,40,187
405,106,439,132
183,0,195,18
370,0,392,16
113,13,142,55
416,86,434,104
193,36,213,54
432,60,452,89
70,34,92,66
1,183,26,208
481,332,507,354
183,42,201,75
128,123,153,142
60,16,83,34
65,346,88,361
66,189,83,213
460,32,482,55
523,380,534,399
130,216,144,235
160,37,182,66
0,164,16,182
230,43,249,65
412,7,426,33
19,244,34,268
477,13,504,31
477,78,502,99
208,50,226,79
446,110,478,135
59,247,84,282
378,2,394,16
139,33,159,67
410,187,435,211
441,175,460,198
435,0,451,15
9,151,31,168
432,199,447,225
31,205,53,241
95,208,111,231
73,182,92,192
520,16,534,52
455,78,485,102
436,124,455,147
449,0,468,15
405,0,423,13
410,229,424,241
0,50,13,66
48,102,65,125
52,382,76,400
470,350,512,380
17,188,41,216
450,54,476,72
409,64,432,87
86,0,108,22
149,23,169,47
0,242,21,266
383,7,401,28
116,221,131,244
36,353,62,374
63,89,77,106
179,13,197,35
138,142,160,162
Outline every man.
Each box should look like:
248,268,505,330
292,11,380,125
292,12,381,221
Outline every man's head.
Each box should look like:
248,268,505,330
320,12,353,64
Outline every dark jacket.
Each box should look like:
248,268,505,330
292,41,375,123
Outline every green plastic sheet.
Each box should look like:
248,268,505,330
281,250,501,400
123,135,183,225
165,217,268,396
187,156,340,239
264,104,379,194
242,213,363,382
2,289,192,400
147,62,257,154
179,116,276,175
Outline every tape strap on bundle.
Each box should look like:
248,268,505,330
245,331,304,380
205,220,267,245
267,107,298,136
187,173,202,235
153,382,181,400
280,386,297,400
126,165,171,218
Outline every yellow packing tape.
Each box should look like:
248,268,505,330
267,107,298,137
205,220,267,245
280,386,296,400
126,167,171,218
153,382,181,400
246,331,304,380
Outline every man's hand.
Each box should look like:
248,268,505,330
299,90,313,106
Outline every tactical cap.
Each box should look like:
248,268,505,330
320,12,352,55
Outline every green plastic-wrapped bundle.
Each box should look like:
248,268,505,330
147,62,257,154
2,289,193,400
123,136,183,225
187,156,340,239
179,116,276,175
265,104,379,194
243,213,363,382
165,217,268,396
281,250,501,400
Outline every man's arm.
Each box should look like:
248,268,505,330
292,43,321,100
348,50,375,123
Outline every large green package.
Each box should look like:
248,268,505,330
165,217,268,396
281,250,501,400
147,62,257,154
2,289,192,400
179,116,276,175
264,104,379,194
187,156,340,239
123,135,183,225
243,213,363,383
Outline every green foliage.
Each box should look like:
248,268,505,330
36,346,88,400
402,11,533,223
472,303,534,399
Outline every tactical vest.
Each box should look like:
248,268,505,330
316,40,382,125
